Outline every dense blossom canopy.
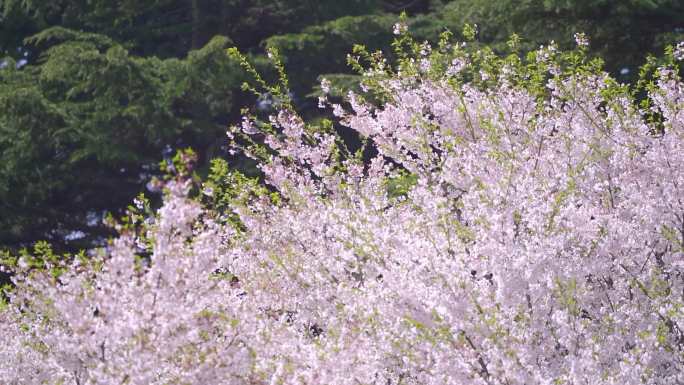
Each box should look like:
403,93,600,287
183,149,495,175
1,32,683,384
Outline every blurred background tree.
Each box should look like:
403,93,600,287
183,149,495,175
0,0,682,252
434,0,684,81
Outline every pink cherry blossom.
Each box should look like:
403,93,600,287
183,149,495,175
2,34,684,385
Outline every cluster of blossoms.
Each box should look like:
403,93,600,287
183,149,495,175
2,32,684,385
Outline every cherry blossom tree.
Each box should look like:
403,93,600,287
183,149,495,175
1,27,683,385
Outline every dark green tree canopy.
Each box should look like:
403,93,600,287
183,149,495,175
0,0,434,252
1,0,682,252
0,28,241,250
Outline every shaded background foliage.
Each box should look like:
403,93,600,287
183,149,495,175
0,0,683,252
